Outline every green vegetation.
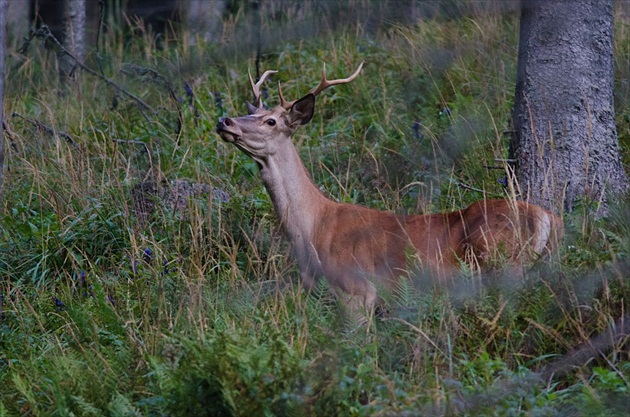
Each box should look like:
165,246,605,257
1,6,629,416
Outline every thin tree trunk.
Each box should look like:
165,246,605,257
0,0,6,200
510,0,627,214
7,0,29,42
184,0,225,44
59,0,86,78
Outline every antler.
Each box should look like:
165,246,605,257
279,61,365,109
248,69,278,109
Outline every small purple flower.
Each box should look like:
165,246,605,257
498,176,509,187
184,82,194,100
214,91,223,110
439,107,452,117
78,270,86,286
412,120,423,140
143,248,154,264
53,296,65,311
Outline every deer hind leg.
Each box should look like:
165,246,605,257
465,221,525,269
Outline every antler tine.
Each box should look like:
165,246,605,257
309,60,364,97
279,61,365,110
248,69,278,108
278,81,290,108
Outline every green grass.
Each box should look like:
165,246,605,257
1,5,630,416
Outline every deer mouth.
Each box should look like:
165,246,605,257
216,117,241,143
217,129,239,143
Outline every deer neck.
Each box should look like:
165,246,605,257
258,140,328,243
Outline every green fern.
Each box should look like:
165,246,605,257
393,275,417,310
70,395,102,417
108,392,144,417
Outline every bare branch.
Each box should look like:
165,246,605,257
12,112,78,148
31,26,156,113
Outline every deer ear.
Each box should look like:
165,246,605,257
287,94,315,126
246,101,259,115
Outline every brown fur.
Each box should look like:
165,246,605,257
215,67,563,311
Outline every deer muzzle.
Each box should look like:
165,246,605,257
216,117,241,142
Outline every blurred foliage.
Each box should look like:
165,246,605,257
1,1,629,415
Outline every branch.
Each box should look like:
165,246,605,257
31,26,155,114
12,112,78,147
120,64,183,139
454,180,504,198
538,315,630,381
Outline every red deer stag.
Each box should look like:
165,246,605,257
215,62,562,312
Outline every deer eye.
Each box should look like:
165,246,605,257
266,119,276,126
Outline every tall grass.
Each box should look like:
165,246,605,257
1,4,629,416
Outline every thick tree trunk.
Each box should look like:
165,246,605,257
510,0,627,214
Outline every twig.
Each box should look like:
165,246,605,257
120,64,176,99
17,27,38,55
120,64,183,140
112,138,150,154
12,112,79,148
455,181,503,197
113,138,155,177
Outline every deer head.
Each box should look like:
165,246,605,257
216,62,364,163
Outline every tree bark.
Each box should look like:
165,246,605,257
0,0,6,201
59,0,86,78
510,0,628,214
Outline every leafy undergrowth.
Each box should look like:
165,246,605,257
1,5,630,417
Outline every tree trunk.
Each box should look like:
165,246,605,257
184,0,225,44
510,0,628,214
7,0,29,43
59,0,86,78
0,0,6,201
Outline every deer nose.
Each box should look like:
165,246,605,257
216,117,232,131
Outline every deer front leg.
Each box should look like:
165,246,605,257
332,278,379,328
299,269,319,291
343,281,378,311
298,243,379,325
